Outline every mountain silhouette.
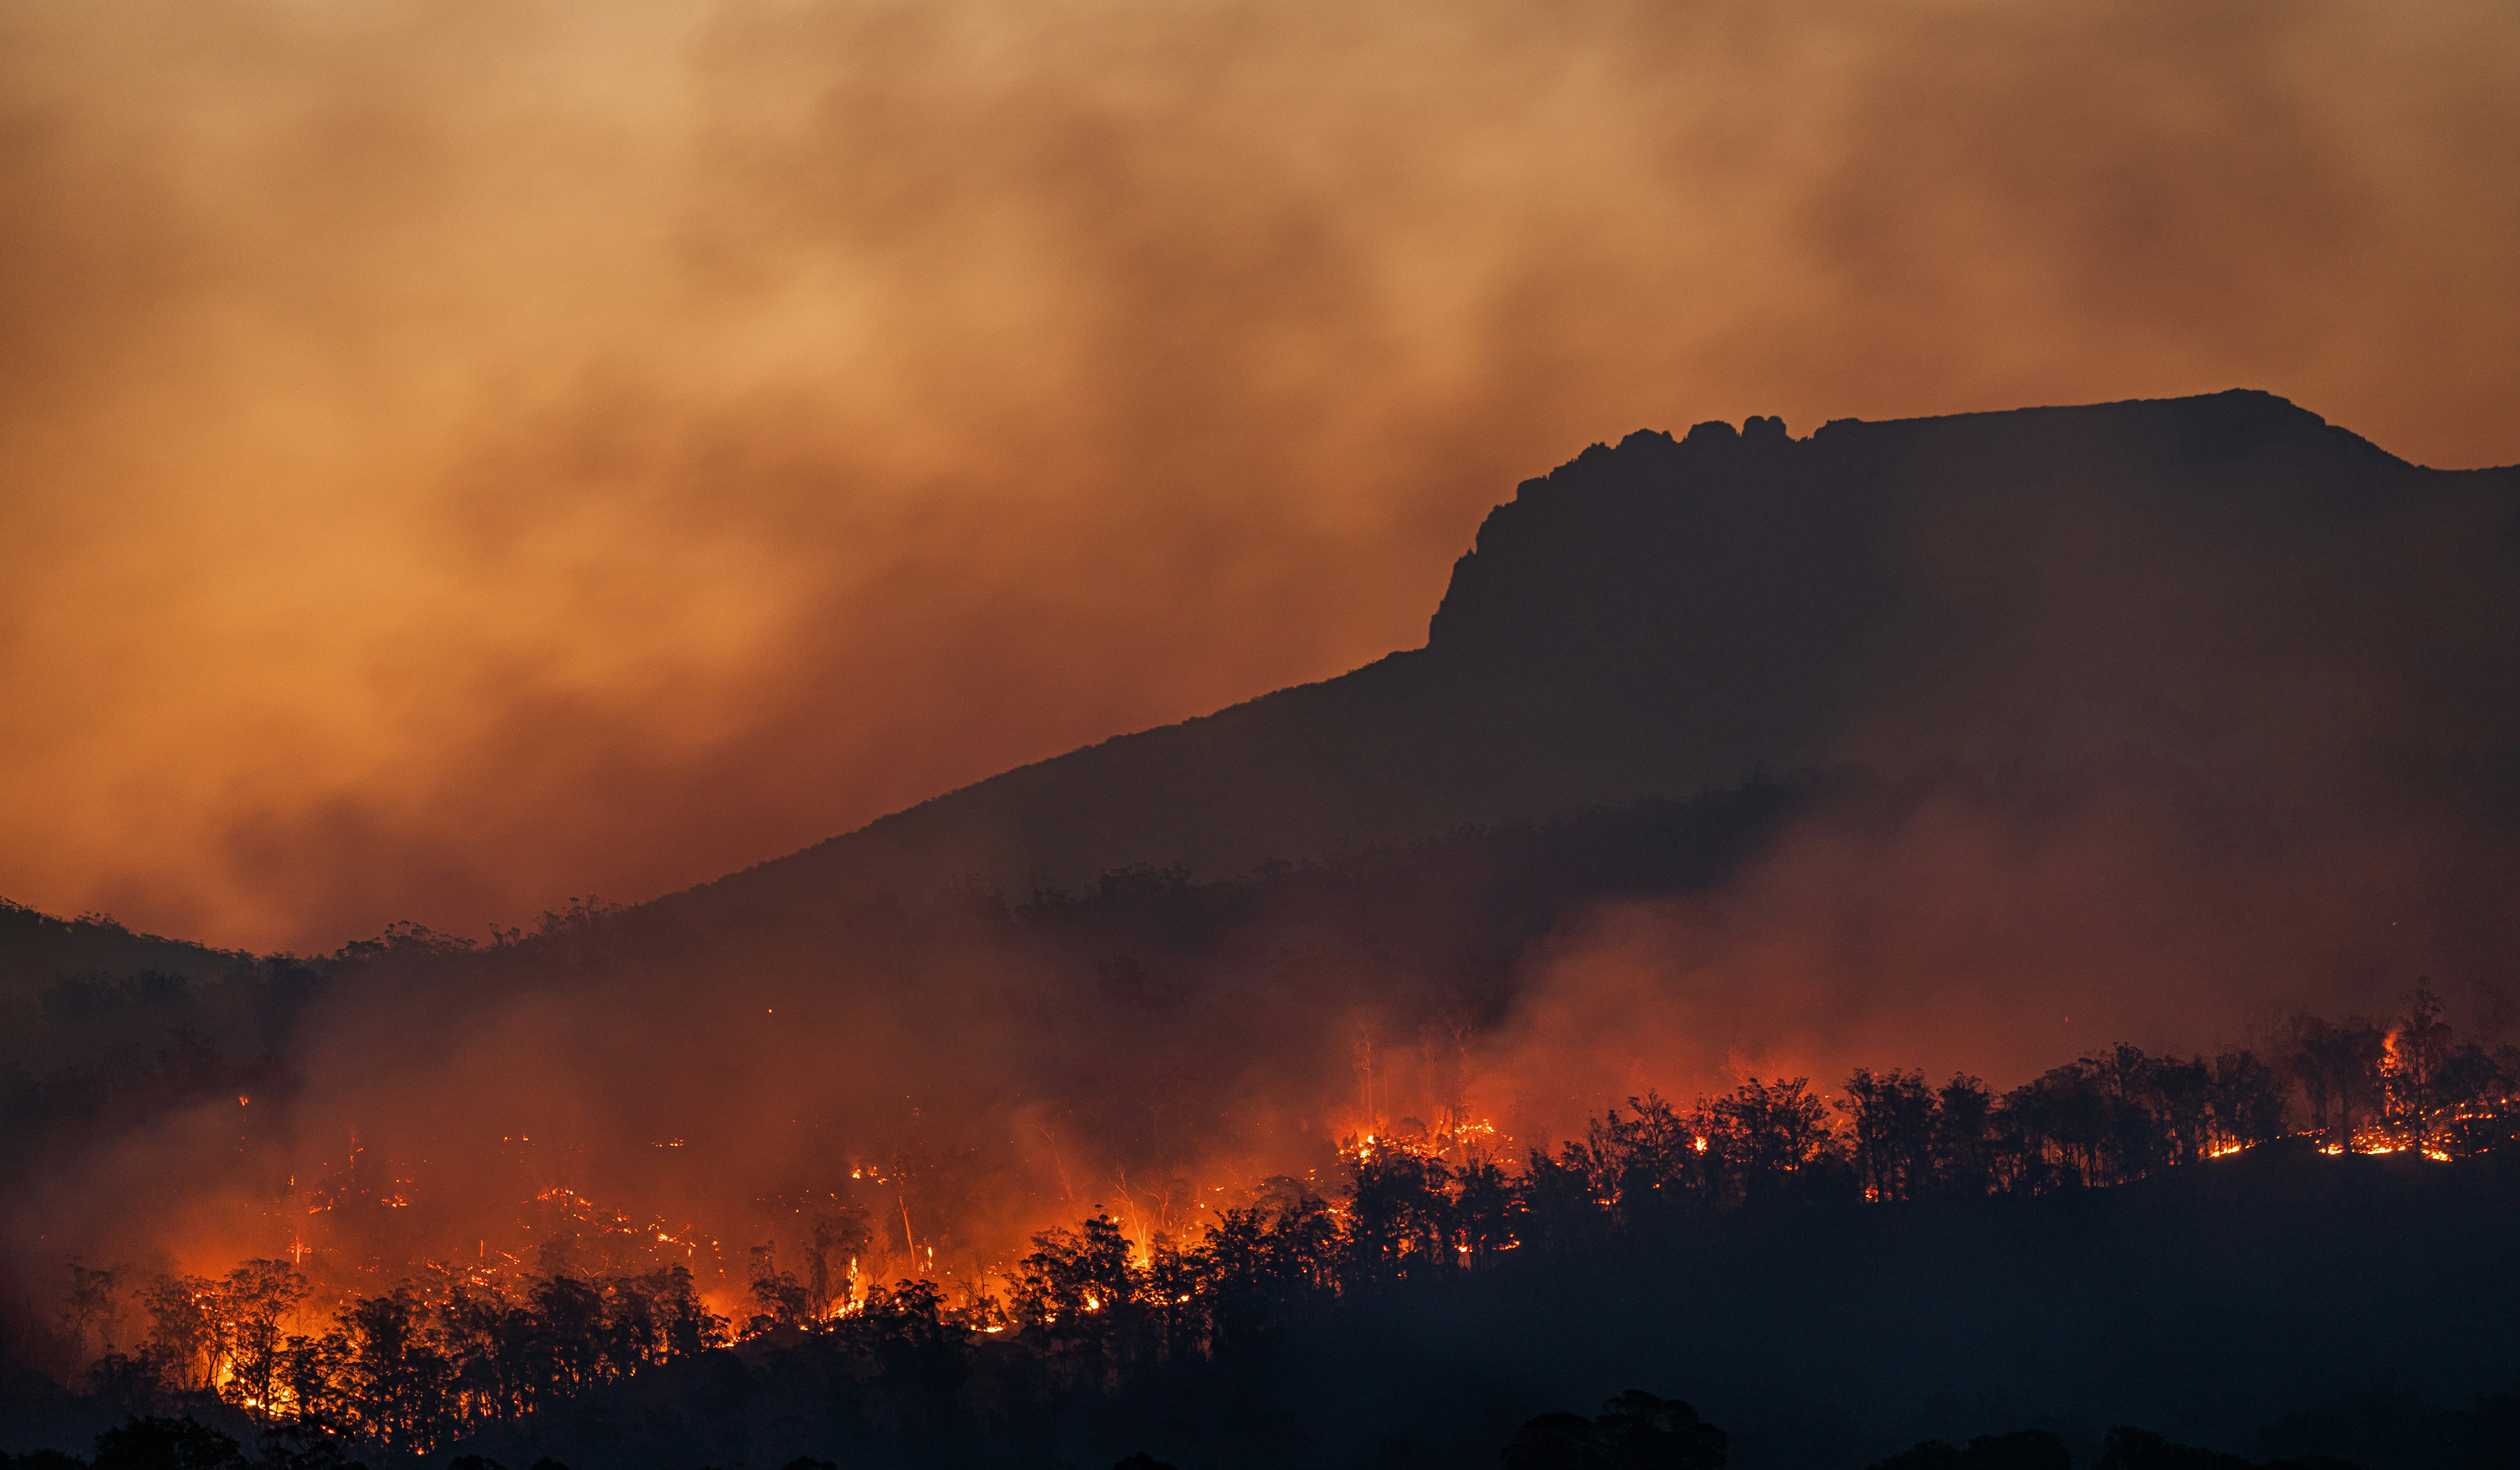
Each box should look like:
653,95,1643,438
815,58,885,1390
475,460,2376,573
0,897,250,993
9,394,2520,1470
671,389,2520,926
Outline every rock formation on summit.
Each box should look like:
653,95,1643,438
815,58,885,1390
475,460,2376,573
672,389,2520,922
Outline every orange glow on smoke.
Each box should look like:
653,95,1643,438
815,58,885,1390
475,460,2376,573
1,1,2516,953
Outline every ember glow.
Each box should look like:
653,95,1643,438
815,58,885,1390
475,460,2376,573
4,3,2519,1462
37,981,2515,1459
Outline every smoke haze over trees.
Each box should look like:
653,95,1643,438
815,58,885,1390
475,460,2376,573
6,986,2517,1466
5,393,2519,1464
5,0,2517,1451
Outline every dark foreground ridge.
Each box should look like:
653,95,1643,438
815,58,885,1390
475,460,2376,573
673,389,2520,926
8,1144,2519,1469
0,901,248,991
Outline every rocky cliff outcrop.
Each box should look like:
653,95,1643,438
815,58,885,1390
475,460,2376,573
667,390,2520,924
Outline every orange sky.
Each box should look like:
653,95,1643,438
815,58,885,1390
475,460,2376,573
4,0,2516,954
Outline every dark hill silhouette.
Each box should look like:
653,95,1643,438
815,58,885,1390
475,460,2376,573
670,389,2520,926
0,897,249,998
386,1144,2520,1470
12,393,2520,1470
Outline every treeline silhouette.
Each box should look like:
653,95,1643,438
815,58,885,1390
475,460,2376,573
0,778,1809,1230
66,1258,722,1458
1503,1390,1727,1469
20,1381,2520,1469
38,987,2514,1466
9,782,2518,1469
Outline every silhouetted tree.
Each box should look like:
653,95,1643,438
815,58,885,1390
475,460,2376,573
2150,1054,2214,1167
1140,1231,1206,1362
1191,1205,1276,1355
2293,1014,2387,1149
89,1415,248,1470
216,1261,306,1423
277,1329,355,1439
856,1279,969,1429
1593,1391,1727,1469
746,1243,813,1332
1930,1076,1998,1195
2289,1015,2339,1142
1015,1212,1141,1384
139,1275,222,1393
2331,1018,2389,1148
528,1273,607,1399
1344,1144,1455,1287
2439,1043,2520,1156
1520,1147,1611,1253
338,1287,454,1452
1015,1212,1136,1331
2008,1062,2112,1186
1564,1094,1706,1230
1841,1068,1937,1202
62,1261,126,1364
89,1350,168,1416
1455,1153,1518,1263
2209,1051,2288,1149
1503,1391,1725,1469
1707,1077,1840,1204
805,1208,873,1321
2095,1045,2171,1181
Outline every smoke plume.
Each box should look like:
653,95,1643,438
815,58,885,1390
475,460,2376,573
3,0,2515,952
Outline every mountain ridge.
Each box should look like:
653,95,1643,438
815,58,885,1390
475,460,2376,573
662,388,2520,928
0,896,253,993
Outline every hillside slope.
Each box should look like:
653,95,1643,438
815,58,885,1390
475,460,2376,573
670,389,2520,924
0,897,251,996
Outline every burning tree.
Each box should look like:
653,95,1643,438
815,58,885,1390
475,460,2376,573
48,991,2520,1462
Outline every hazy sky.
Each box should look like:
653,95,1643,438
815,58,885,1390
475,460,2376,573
4,0,2515,953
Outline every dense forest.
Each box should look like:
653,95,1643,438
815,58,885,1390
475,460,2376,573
6,979,2515,1469
8,773,2520,1468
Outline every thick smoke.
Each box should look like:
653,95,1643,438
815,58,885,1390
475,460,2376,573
1476,413,2520,1144
3,0,2516,952
7,0,2520,1368
1474,774,2519,1152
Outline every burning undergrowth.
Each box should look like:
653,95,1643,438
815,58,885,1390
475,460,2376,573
4,761,2518,1458
18,997,2520,1464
